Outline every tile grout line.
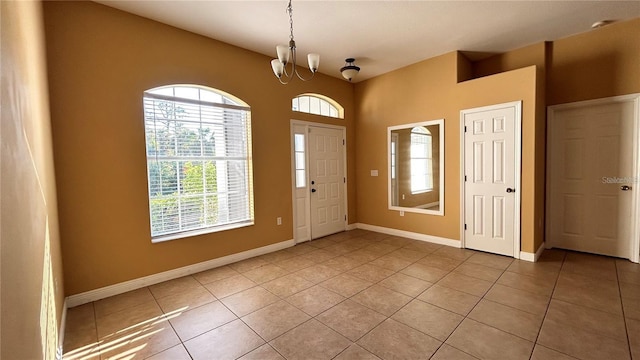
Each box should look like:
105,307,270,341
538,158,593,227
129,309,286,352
526,251,578,360
237,233,385,359
525,251,563,360
333,247,440,356
150,283,197,360
529,253,570,358
74,232,637,360
255,234,435,359
423,254,511,359
248,233,386,359
323,249,442,359
615,259,635,359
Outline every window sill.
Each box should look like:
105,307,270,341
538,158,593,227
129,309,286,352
151,221,254,243
411,189,433,195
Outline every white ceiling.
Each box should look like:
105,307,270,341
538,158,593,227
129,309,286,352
96,1,639,82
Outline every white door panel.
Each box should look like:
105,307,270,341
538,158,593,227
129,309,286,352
309,126,345,239
548,100,636,258
463,103,521,257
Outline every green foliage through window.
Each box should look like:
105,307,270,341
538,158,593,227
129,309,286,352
143,85,253,239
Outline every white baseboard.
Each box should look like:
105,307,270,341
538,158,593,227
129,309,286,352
66,239,295,308
346,223,357,231
519,241,545,262
355,223,460,248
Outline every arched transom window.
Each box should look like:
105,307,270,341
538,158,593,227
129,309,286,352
292,94,344,119
143,85,254,241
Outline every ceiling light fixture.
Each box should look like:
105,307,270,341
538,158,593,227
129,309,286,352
270,0,319,84
340,58,360,82
591,20,613,29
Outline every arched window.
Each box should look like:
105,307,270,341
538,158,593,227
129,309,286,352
143,85,253,241
292,94,344,119
410,126,433,193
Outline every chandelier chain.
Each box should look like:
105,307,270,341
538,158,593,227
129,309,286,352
287,0,294,41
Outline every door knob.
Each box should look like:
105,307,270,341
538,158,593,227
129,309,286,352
621,185,632,191
506,188,516,193
311,188,317,193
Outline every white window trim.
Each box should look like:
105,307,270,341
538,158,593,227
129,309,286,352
292,94,344,119
143,85,254,242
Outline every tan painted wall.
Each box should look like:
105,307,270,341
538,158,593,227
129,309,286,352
471,18,640,105
1,1,66,358
471,18,639,251
43,2,638,297
548,18,640,105
472,42,547,80
355,53,459,237
355,51,539,252
470,43,549,253
457,66,540,253
43,1,355,295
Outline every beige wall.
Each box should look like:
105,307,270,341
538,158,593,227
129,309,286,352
471,18,640,251
456,66,540,253
1,1,66,358
472,42,548,80
43,1,355,295
356,53,458,237
548,18,640,105
354,51,540,252
471,18,640,105
41,1,639,297
473,22,640,146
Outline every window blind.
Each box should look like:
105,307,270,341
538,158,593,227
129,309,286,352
143,86,253,239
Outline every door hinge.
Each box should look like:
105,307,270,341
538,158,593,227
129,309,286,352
464,126,467,132
343,139,345,145
345,215,347,221
344,177,346,183
464,175,467,182
464,224,467,230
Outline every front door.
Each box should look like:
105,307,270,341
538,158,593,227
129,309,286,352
308,126,346,239
291,123,346,242
462,102,521,257
547,98,636,259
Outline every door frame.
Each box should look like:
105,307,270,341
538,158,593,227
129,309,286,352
546,94,640,263
460,101,523,258
290,120,348,244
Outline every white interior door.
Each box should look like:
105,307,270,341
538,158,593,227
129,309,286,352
309,126,346,239
462,102,521,257
291,123,346,242
547,98,637,259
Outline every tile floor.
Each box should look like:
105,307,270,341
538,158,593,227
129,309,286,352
63,229,640,360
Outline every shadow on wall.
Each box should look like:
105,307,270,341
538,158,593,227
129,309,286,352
547,43,619,105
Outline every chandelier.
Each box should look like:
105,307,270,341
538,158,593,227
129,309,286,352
270,0,319,84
